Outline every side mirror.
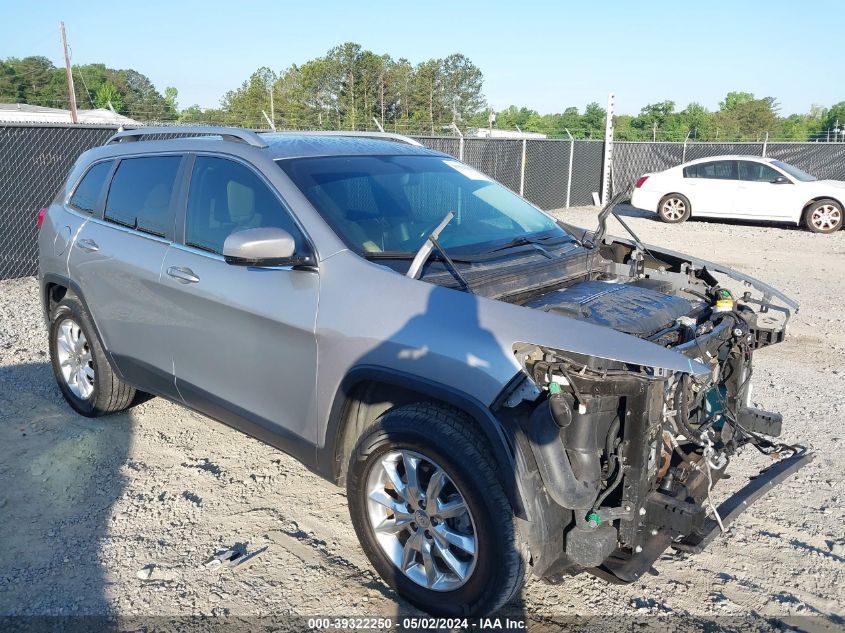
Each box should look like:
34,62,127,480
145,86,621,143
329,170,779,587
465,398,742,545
223,227,311,267
772,175,791,184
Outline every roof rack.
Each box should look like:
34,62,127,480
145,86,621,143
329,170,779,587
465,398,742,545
107,126,268,148
271,130,423,147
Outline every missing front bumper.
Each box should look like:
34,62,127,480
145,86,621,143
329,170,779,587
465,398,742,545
673,449,815,554
595,449,815,583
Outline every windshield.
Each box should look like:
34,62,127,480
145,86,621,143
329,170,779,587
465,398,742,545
277,154,573,255
771,160,817,182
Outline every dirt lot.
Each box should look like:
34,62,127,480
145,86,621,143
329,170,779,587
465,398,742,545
1,206,843,630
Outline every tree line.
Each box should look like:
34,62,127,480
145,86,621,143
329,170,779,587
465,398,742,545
180,42,486,134
0,55,178,121
1,48,844,142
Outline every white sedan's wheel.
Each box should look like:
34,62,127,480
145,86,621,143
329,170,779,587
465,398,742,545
804,199,843,234
658,194,691,223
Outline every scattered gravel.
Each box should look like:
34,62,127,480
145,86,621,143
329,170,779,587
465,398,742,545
0,206,842,628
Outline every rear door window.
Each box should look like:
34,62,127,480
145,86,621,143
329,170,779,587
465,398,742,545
69,161,113,213
105,156,182,237
687,160,737,180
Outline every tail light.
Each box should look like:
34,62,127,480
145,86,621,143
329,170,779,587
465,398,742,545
37,207,47,229
635,176,649,188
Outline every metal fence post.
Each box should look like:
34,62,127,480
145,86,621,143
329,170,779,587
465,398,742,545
519,138,527,197
682,130,691,163
762,132,768,157
450,122,464,161
564,128,574,209
600,93,615,206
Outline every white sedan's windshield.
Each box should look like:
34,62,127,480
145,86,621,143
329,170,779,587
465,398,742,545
278,155,573,254
772,160,817,182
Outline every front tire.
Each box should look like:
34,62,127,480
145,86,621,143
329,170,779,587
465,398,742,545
803,199,843,233
49,295,136,417
658,193,691,223
347,404,525,617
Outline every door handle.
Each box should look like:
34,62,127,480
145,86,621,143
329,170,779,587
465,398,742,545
167,266,200,284
76,238,99,253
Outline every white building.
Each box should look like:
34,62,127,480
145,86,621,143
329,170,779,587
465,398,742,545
469,128,547,139
0,103,140,126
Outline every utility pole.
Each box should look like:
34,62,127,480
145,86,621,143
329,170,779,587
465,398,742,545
60,21,78,124
269,85,274,127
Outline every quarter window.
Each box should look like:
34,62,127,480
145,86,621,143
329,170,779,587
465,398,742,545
185,156,300,255
105,156,181,237
69,161,113,213
738,161,781,182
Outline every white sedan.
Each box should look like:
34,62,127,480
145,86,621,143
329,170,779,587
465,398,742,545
630,155,844,233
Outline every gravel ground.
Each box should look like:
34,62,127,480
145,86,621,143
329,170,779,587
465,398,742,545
0,206,843,630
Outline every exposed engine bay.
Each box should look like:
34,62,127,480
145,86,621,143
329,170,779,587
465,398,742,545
407,196,814,583
480,227,811,583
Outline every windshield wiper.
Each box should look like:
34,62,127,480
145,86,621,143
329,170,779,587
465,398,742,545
405,211,474,293
487,233,567,257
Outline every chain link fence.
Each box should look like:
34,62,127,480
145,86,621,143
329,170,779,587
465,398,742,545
0,124,117,280
414,137,604,208
3,123,845,281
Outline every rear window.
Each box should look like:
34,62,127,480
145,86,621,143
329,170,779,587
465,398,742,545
69,161,113,213
105,156,182,237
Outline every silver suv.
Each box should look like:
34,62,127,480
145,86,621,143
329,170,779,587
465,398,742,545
38,127,812,616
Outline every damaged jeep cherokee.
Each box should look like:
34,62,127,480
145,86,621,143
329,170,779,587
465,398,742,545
39,127,812,617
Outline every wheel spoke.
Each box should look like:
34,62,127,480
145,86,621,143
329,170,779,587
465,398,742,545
368,490,408,516
81,365,95,382
374,514,413,535
79,377,92,399
435,497,467,519
401,452,422,504
433,539,471,581
433,524,475,555
58,322,74,353
425,468,446,503
401,530,422,571
381,458,409,503
420,537,439,587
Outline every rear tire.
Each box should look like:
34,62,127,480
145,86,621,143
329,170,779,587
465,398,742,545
49,295,136,417
346,404,525,617
658,193,691,223
803,199,843,233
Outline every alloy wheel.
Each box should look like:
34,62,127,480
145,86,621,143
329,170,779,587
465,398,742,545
661,198,686,221
55,318,95,400
811,204,841,231
365,449,478,592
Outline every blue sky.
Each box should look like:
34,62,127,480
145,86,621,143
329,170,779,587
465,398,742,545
1,0,841,115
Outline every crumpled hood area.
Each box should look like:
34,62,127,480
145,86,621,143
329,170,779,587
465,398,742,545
521,279,698,337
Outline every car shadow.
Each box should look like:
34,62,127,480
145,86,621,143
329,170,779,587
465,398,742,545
613,201,808,232
0,361,132,626
345,285,531,626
